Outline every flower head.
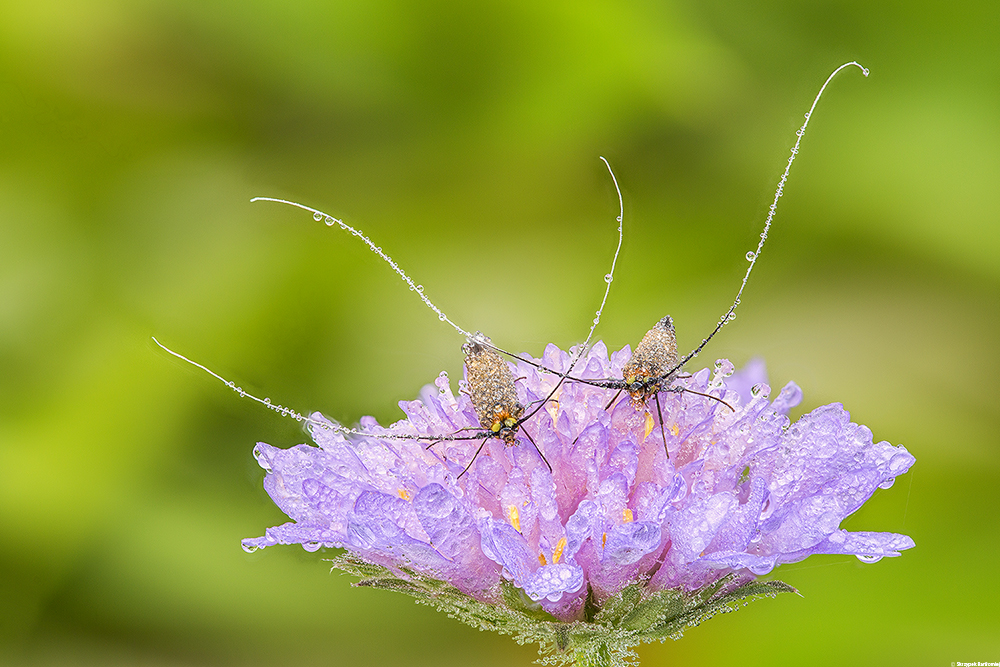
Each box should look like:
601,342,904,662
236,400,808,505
244,342,914,663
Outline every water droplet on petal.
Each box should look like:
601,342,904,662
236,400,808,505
313,212,323,221
750,383,762,396
878,477,896,489
856,554,883,564
242,544,259,553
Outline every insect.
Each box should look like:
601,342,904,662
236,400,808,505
447,334,547,477
156,61,868,472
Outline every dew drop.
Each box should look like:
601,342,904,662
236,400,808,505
416,285,424,292
750,383,762,396
728,312,737,321
242,544,259,553
878,477,896,490
325,217,335,226
313,212,323,221
746,251,756,261
438,313,447,321
856,554,883,564
604,273,613,283
338,222,347,230
263,398,271,405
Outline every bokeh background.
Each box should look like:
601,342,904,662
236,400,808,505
2,1,998,665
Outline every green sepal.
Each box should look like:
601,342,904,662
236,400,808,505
327,553,796,667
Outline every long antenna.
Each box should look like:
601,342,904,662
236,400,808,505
152,336,334,431
250,197,474,339
670,61,868,373
153,337,490,444
251,158,626,371
517,156,625,424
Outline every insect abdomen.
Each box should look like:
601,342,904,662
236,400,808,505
462,335,523,434
623,316,678,387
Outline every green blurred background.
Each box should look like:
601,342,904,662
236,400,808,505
1,1,997,665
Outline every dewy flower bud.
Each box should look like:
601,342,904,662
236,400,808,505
243,344,914,665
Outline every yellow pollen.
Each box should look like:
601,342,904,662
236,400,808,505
397,489,411,501
644,412,655,440
545,397,560,422
669,423,680,437
623,508,634,523
538,553,547,566
507,505,521,532
553,537,566,564
602,532,607,549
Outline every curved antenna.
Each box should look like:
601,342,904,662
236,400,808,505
153,337,492,444
153,336,336,431
578,156,625,361
250,197,474,338
253,157,626,379
250,197,555,371
669,61,869,374
517,156,625,424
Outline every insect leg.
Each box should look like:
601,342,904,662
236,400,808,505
458,437,491,479
520,428,552,474
603,387,624,411
678,387,734,412
653,391,669,458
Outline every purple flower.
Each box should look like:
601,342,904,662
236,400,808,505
243,342,914,659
